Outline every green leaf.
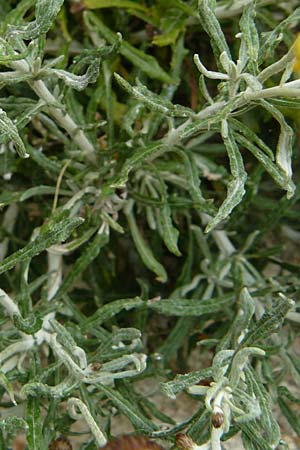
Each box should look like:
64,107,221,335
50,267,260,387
278,394,300,437
0,0,35,35
26,145,62,175
158,317,196,361
259,100,295,198
9,0,64,40
83,0,148,13
54,228,109,300
205,126,247,233
198,0,231,58
242,294,294,346
114,74,193,117
161,367,213,399
259,7,300,62
241,422,273,450
0,70,32,84
155,177,181,256
160,202,181,256
234,128,294,195
0,107,29,158
26,397,42,450
13,312,43,334
21,378,78,399
126,205,168,283
245,367,280,446
111,143,167,188
97,384,157,433
82,297,143,330
218,287,256,350
0,216,83,275
0,416,28,433
47,62,100,91
0,372,16,405
84,12,173,83
153,9,186,47
239,3,259,74
147,293,233,316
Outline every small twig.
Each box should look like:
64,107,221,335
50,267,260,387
52,159,71,213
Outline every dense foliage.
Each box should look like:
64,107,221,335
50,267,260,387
0,1,300,449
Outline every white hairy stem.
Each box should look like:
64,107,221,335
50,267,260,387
0,203,19,261
10,59,96,162
0,288,21,317
67,397,107,447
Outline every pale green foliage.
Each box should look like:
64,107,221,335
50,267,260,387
0,1,300,449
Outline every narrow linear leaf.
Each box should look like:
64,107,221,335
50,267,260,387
235,131,294,195
153,10,187,47
9,0,64,39
13,313,43,334
240,422,273,450
156,176,181,256
158,317,196,361
83,0,148,13
230,118,274,160
0,107,28,158
82,297,143,330
278,386,300,404
27,145,62,175
47,61,100,91
126,208,167,283
161,367,213,399
0,0,35,35
0,216,83,274
260,100,295,198
147,293,233,316
0,416,28,434
245,367,280,446
21,378,78,399
242,295,294,346
239,3,259,73
198,0,231,57
54,229,109,301
278,396,300,437
114,74,193,117
26,397,42,450
259,7,300,62
205,127,247,233
84,12,172,83
178,101,226,139
160,203,181,256
20,185,71,202
0,372,16,405
97,383,157,433
111,143,167,188
0,71,33,84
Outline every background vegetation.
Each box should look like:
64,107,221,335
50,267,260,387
0,0,300,449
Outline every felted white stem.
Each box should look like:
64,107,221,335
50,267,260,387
30,79,96,162
200,213,235,256
211,426,223,450
10,59,96,162
0,288,21,317
47,251,62,301
67,397,107,447
0,337,34,366
83,353,147,384
0,203,18,261
50,334,86,377
164,101,226,145
194,54,229,80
